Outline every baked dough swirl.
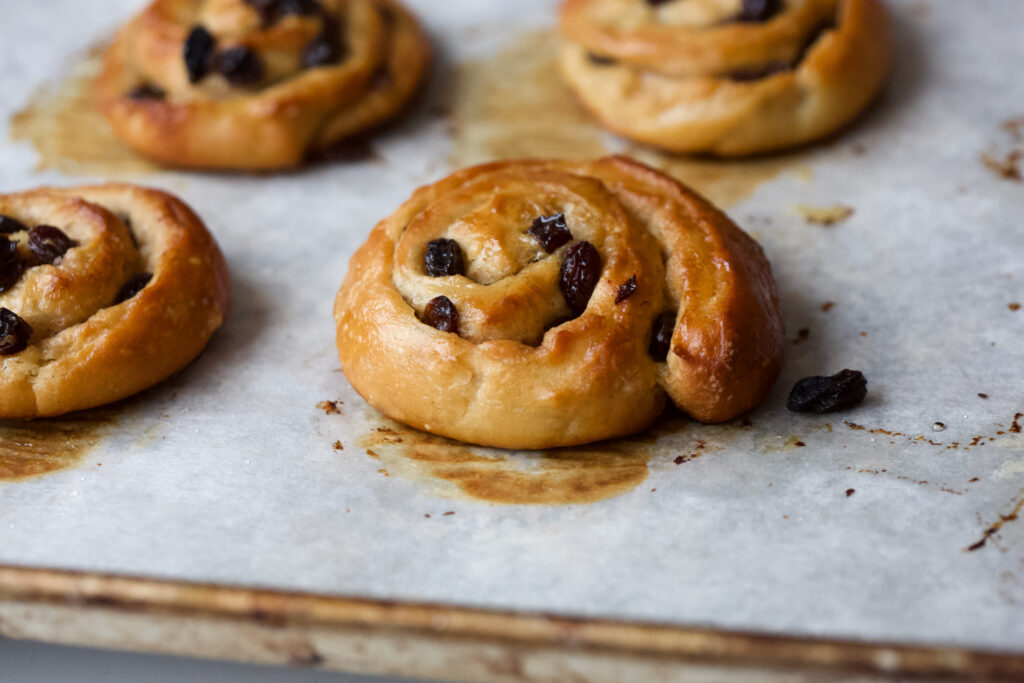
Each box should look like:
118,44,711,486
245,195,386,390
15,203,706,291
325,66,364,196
0,185,230,418
559,0,891,156
335,156,784,449
97,0,431,170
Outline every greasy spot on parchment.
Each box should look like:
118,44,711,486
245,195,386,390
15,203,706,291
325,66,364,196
795,204,855,226
756,434,807,453
357,418,657,505
0,410,117,482
449,30,801,209
9,44,158,176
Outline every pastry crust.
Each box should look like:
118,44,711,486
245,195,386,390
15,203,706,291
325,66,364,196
0,184,230,418
559,0,891,156
96,0,431,170
334,156,784,449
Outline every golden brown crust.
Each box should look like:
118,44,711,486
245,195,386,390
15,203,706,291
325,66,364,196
559,0,892,156
95,0,431,170
334,156,784,449
0,184,230,418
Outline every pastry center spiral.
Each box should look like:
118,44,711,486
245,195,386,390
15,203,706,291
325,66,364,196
0,195,149,352
130,0,384,100
392,170,636,346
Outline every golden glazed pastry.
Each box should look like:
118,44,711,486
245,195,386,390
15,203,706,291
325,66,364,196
559,0,891,156
0,185,230,418
96,0,431,170
334,156,785,449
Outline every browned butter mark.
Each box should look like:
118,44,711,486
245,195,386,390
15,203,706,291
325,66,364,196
795,203,855,226
9,45,159,176
0,410,117,482
980,116,1024,182
450,30,800,209
357,418,653,505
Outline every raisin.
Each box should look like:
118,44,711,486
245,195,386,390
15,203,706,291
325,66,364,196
738,0,781,22
0,215,28,235
184,26,216,84
559,241,601,316
302,20,345,68
422,296,459,333
648,311,676,361
587,53,617,66
424,238,465,277
114,273,153,304
127,84,166,100
529,213,572,253
0,236,25,293
219,46,264,85
615,274,637,304
28,225,76,265
0,307,32,355
787,369,868,413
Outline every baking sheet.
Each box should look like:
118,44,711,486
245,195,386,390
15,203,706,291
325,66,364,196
1,0,1023,656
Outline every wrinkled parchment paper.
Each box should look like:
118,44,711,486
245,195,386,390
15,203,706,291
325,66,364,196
1,0,1023,653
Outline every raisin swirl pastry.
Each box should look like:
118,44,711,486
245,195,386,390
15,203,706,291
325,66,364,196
96,0,431,170
0,185,229,418
335,156,784,449
559,0,891,156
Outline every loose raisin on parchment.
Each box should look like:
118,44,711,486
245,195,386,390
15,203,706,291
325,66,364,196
787,369,868,413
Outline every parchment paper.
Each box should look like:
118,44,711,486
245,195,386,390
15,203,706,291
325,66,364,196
1,0,1023,653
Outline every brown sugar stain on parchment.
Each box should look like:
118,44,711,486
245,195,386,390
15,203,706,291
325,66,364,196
9,45,158,176
358,419,660,505
449,30,802,209
0,410,117,482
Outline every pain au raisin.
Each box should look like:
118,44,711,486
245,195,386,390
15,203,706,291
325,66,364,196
28,225,76,264
0,307,32,355
648,311,676,361
424,239,466,277
787,369,868,413
422,296,459,333
184,26,216,83
738,0,781,22
0,236,25,293
559,241,601,316
528,213,572,253
114,273,153,304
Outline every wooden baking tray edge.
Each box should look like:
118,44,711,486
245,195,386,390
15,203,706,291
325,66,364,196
0,564,1020,681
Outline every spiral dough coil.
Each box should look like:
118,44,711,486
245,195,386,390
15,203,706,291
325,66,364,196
559,0,891,156
0,184,230,418
96,0,431,170
335,156,785,449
